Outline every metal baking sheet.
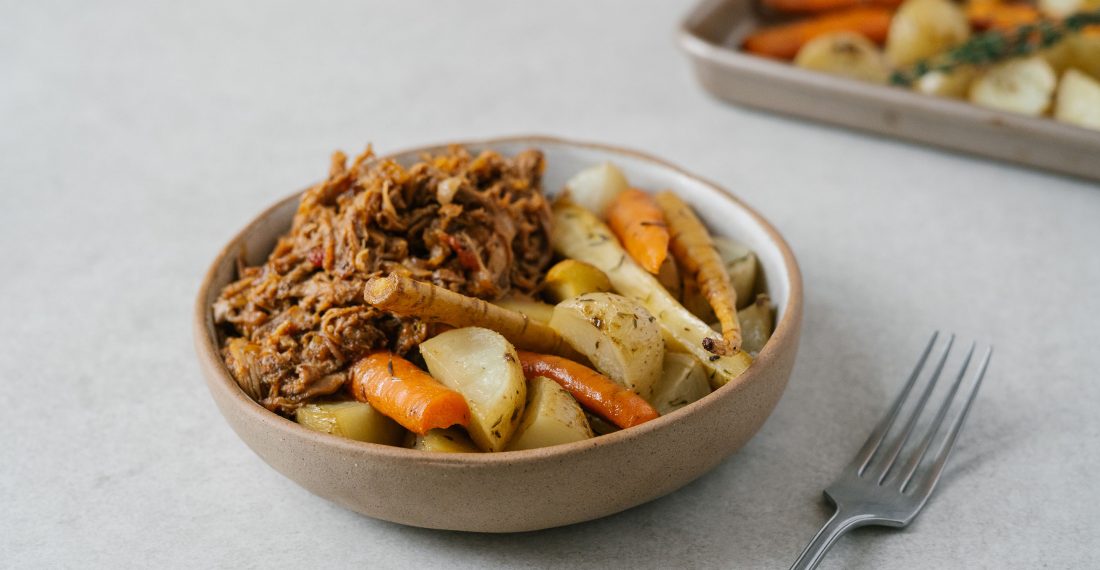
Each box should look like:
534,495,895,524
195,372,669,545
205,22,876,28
679,0,1100,181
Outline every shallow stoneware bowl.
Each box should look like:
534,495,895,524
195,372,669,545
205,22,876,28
194,135,803,532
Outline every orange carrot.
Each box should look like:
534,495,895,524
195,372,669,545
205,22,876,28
606,189,670,274
966,0,1039,31
743,7,894,60
348,351,470,435
517,351,660,429
763,0,902,14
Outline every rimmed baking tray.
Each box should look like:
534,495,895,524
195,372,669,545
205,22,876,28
678,0,1100,181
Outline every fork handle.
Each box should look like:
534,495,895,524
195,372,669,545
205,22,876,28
789,509,872,570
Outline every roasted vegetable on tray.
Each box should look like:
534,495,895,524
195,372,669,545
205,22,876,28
742,0,1100,130
215,149,776,452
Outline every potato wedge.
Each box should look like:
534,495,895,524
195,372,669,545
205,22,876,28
550,292,664,399
296,400,406,445
493,296,556,325
794,32,891,84
1055,68,1100,130
649,353,711,415
712,236,758,310
419,327,526,452
969,56,1057,116
543,259,612,303
506,376,594,451
886,0,970,67
738,294,776,355
551,201,753,388
414,427,480,453
915,66,979,98
564,162,629,218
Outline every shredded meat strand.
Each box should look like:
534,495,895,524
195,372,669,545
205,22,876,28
215,145,552,414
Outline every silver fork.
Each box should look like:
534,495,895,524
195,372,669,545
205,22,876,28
790,332,993,570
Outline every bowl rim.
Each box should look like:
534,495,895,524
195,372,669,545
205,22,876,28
194,134,803,466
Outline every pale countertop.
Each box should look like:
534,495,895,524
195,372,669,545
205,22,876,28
3,1,1099,568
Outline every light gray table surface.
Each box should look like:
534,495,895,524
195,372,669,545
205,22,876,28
3,1,1099,568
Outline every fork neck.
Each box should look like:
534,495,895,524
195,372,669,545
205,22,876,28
790,509,876,570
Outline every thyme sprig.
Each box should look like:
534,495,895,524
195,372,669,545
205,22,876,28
890,9,1100,86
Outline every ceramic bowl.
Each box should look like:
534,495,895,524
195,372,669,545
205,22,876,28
194,135,803,532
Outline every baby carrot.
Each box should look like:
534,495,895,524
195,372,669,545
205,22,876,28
348,351,470,435
517,351,660,429
743,7,894,60
606,189,670,274
655,191,742,355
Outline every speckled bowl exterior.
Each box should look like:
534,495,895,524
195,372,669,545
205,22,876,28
194,136,803,532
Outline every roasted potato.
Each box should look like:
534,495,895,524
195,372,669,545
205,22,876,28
493,295,556,325
886,0,970,67
1054,68,1100,130
550,292,664,399
414,428,480,453
648,353,711,415
543,259,612,303
794,32,891,84
296,400,406,445
506,376,594,451
564,162,629,218
712,236,758,310
419,327,526,452
738,294,776,355
969,56,1057,115
915,66,979,98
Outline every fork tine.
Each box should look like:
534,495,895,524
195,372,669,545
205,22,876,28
896,342,976,491
909,346,993,497
875,334,955,484
853,332,939,476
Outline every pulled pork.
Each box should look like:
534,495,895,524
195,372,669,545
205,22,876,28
214,146,553,414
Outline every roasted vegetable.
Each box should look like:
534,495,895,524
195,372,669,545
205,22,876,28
794,31,892,83
564,162,629,217
506,376,594,451
518,351,660,429
606,189,670,274
1055,68,1100,129
744,7,894,60
348,351,470,435
414,428,480,453
550,292,665,399
493,295,556,325
551,201,753,388
543,259,613,303
366,273,578,358
656,256,682,300
886,0,971,66
648,353,711,415
969,56,1057,115
419,327,527,452
915,66,980,97
738,294,776,355
712,237,759,310
296,400,407,445
657,191,742,355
